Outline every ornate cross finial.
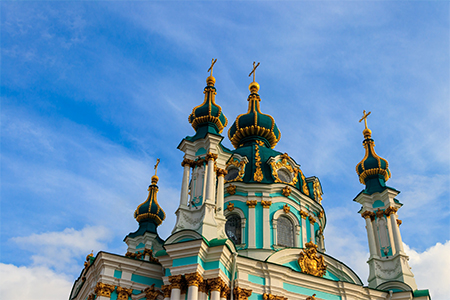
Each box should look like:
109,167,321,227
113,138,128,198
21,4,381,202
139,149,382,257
154,158,160,175
359,110,371,129
249,61,260,82
207,58,217,76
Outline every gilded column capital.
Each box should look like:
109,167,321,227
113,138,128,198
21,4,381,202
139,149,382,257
308,216,316,224
216,168,228,177
283,204,290,213
94,282,116,298
246,200,257,208
375,208,385,219
181,158,195,167
318,210,324,219
207,277,224,292
117,287,133,300
161,285,171,298
385,206,398,216
226,184,236,195
263,293,288,300
198,281,207,293
220,284,230,299
261,200,272,208
397,219,402,226
185,272,203,287
300,210,309,219
196,158,206,167
361,211,375,221
206,152,218,161
169,275,183,289
234,286,252,300
282,186,291,197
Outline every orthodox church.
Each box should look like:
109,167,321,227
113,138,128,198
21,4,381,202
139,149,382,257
69,61,431,300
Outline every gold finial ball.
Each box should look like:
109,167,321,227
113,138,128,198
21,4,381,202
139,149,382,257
151,175,159,185
206,75,215,86
249,81,260,93
363,128,372,139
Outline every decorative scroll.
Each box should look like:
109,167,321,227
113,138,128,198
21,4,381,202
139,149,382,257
298,242,327,277
282,186,291,197
226,184,237,195
161,285,171,298
263,293,288,300
125,249,159,263
313,181,322,203
254,145,263,182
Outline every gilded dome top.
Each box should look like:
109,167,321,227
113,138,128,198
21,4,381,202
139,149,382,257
228,81,281,149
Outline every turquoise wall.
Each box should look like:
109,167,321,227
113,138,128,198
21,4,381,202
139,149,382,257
283,283,341,300
248,274,265,285
131,274,163,288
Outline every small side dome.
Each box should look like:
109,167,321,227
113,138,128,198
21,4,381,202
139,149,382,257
188,75,228,134
134,172,166,229
228,81,281,148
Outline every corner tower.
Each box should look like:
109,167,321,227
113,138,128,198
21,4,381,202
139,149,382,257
171,59,233,241
354,111,417,291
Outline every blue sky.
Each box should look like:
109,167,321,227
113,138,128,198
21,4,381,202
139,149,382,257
1,2,449,299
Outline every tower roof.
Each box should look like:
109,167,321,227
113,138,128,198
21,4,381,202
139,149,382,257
355,111,391,194
133,160,166,231
228,63,281,149
188,60,228,134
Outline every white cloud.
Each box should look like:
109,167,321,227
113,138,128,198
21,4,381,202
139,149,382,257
0,263,73,300
11,226,111,274
405,241,450,300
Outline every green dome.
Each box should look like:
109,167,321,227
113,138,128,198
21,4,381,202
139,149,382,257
356,128,391,185
188,76,228,134
228,82,281,149
134,175,166,228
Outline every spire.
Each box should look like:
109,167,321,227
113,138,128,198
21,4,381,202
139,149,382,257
133,159,166,233
355,111,391,194
188,59,228,134
228,62,281,149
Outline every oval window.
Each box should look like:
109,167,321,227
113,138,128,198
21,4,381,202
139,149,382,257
225,168,239,181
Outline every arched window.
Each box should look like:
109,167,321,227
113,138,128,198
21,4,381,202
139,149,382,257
225,215,241,244
277,216,294,247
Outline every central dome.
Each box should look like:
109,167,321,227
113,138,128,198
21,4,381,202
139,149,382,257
228,82,281,148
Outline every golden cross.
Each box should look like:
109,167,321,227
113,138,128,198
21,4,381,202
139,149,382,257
207,58,217,76
248,61,260,82
154,158,160,175
359,110,371,129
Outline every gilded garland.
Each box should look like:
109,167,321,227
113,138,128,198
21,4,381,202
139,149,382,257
298,242,326,277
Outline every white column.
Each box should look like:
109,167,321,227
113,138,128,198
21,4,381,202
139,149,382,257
170,289,181,300
187,286,198,300
309,217,315,243
390,213,405,254
180,159,191,206
294,225,301,247
363,214,378,258
205,158,216,204
216,171,225,216
301,216,307,247
386,214,397,255
247,202,256,248
211,290,220,300
262,202,271,249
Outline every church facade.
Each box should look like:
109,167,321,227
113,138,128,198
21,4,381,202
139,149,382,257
69,63,430,300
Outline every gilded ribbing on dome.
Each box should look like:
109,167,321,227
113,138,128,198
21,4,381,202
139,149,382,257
355,111,391,184
188,59,228,134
